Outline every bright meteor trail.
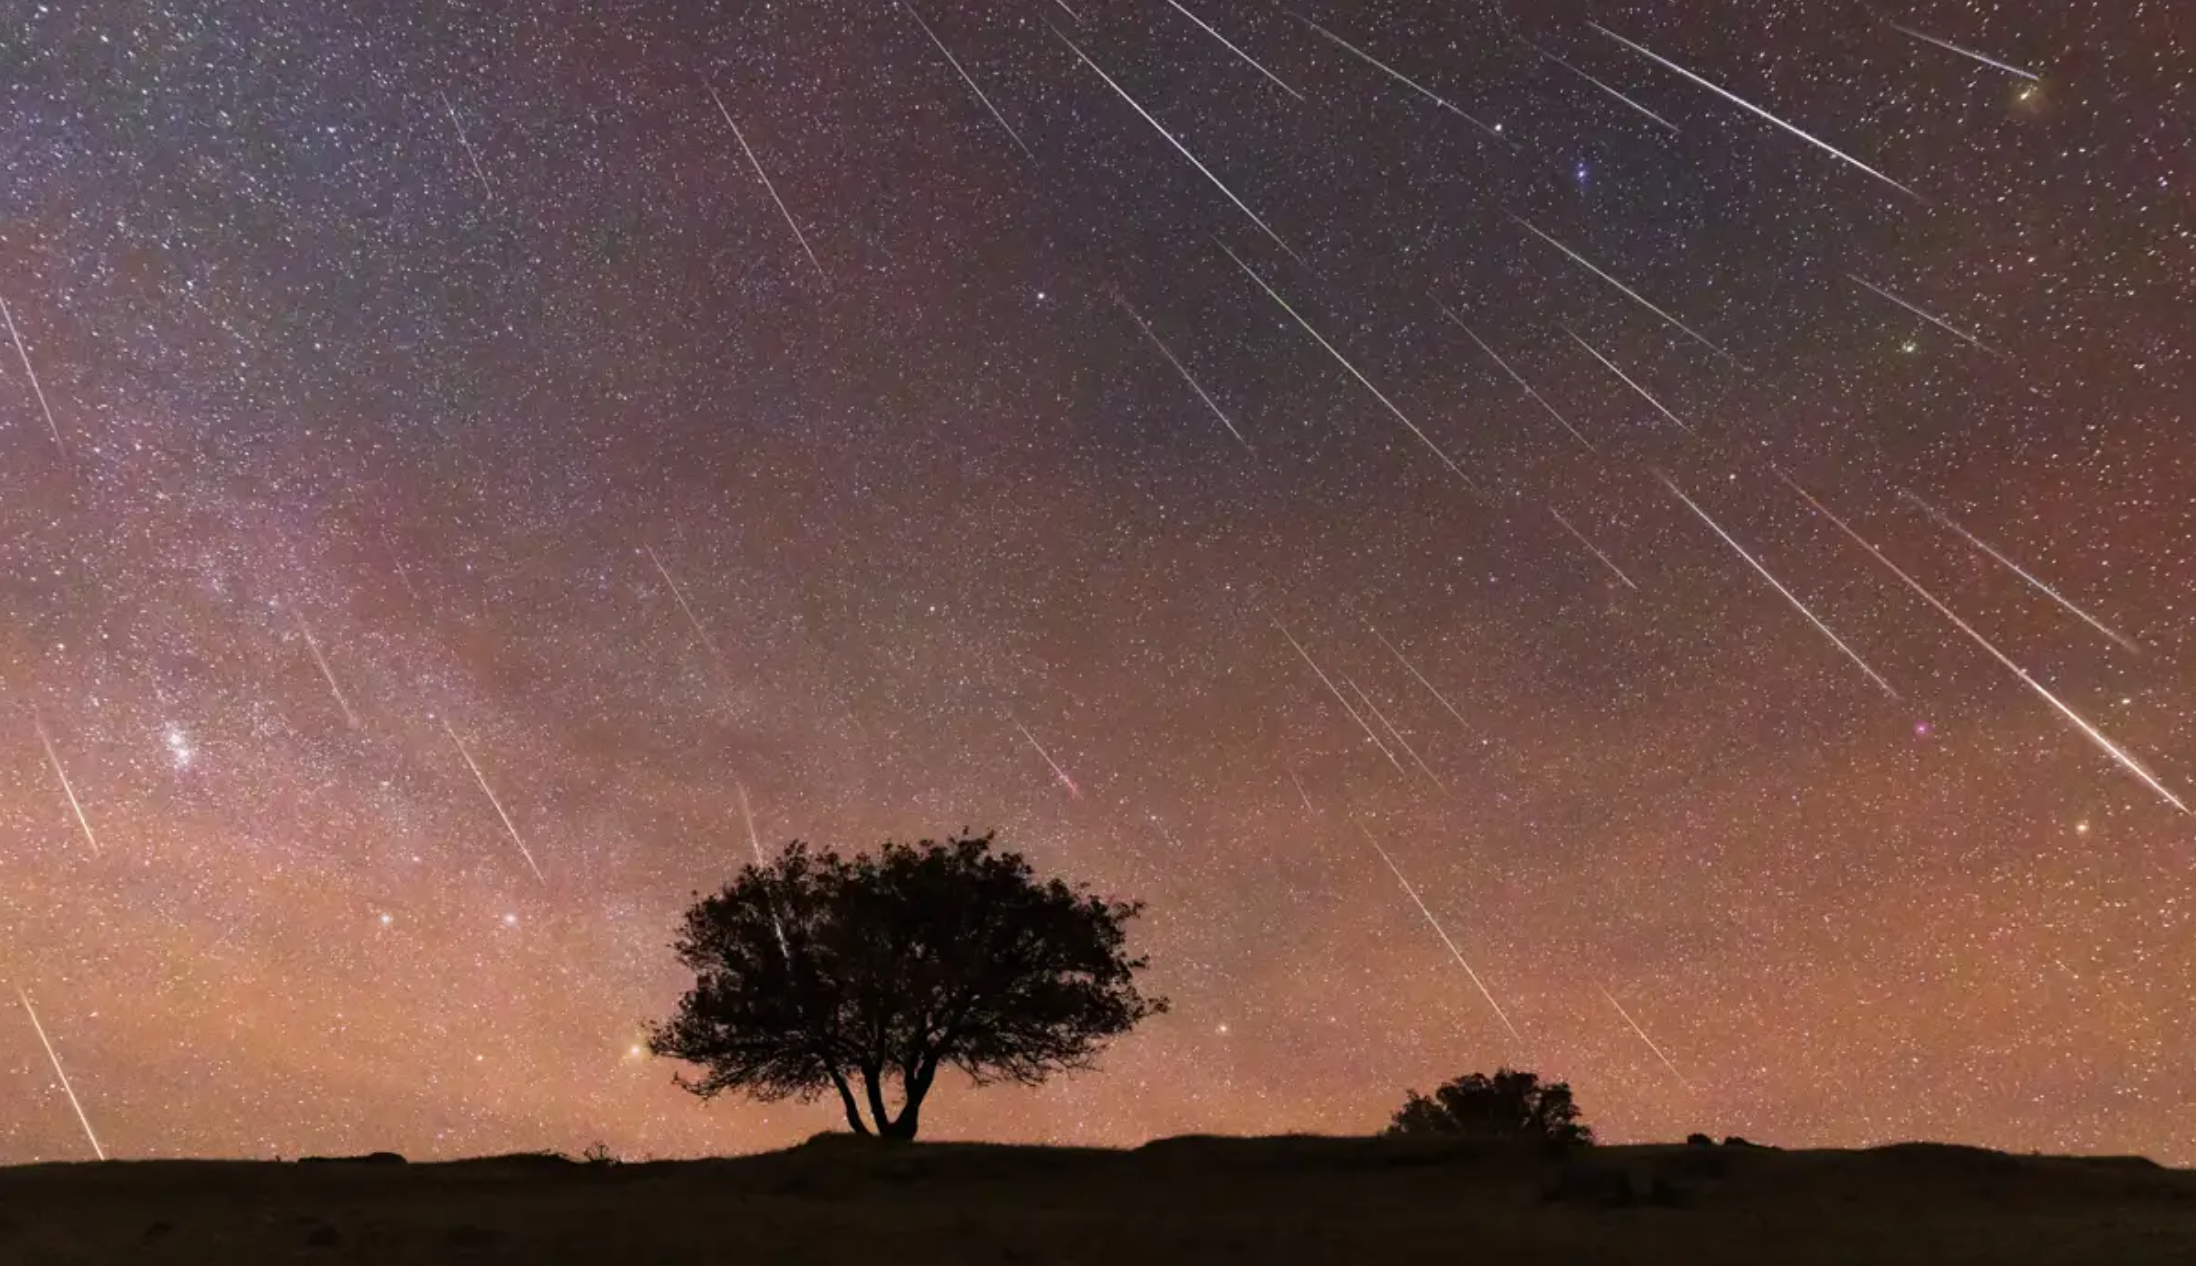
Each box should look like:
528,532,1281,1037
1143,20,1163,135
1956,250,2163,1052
293,611,362,729
1291,12,1501,138
1012,718,1081,798
1562,324,1697,435
1505,216,1736,362
901,0,1034,159
1900,491,2140,654
0,288,66,455
18,989,105,1160
1779,471,2187,815
1878,15,2041,80
1439,305,1595,452
441,718,547,881
1657,471,1900,700
1353,818,1521,1041
707,85,828,289
1526,40,1680,134
1602,987,1691,1091
1550,507,1639,591
35,716,101,857
1113,290,1253,451
1367,623,1472,733
1593,24,1923,201
1276,622,1406,773
1849,275,1998,355
646,545,728,665
1164,0,1303,101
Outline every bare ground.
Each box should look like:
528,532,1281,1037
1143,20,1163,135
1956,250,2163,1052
3,1133,2194,1264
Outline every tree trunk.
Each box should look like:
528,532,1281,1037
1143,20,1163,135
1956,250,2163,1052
827,1070,870,1136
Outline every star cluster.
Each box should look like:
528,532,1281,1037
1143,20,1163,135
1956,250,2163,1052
3,0,2194,1163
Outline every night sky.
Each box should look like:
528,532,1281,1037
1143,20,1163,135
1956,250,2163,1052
4,0,2194,1164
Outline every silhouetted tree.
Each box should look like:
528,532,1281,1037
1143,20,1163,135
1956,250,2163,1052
648,832,1166,1140
1385,1068,1593,1145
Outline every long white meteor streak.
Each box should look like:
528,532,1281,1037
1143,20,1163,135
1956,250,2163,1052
1165,0,1303,100
293,612,362,729
646,545,728,664
1879,16,2040,81
1848,275,1998,355
1506,216,1735,362
1367,624,1471,731
1114,291,1253,451
1780,470,2187,814
1900,491,2139,654
1344,674,1446,792
1561,324,1696,435
1438,306,1595,452
440,92,494,202
1593,24,1922,201
1049,22,1302,262
1276,622,1406,773
18,990,105,1159
0,289,65,454
1353,819,1521,1040
1601,987,1690,1090
1291,13,1501,138
901,1,1034,158
1012,718,1082,798
1527,41,1679,133
1550,507,1640,590
1657,471,1900,699
441,718,547,880
35,718,100,856
739,782,793,960
707,85,828,288
1221,241,1475,485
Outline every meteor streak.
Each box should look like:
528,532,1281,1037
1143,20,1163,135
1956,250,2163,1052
1367,623,1471,732
1353,819,1521,1041
1849,275,1998,355
1901,491,2139,654
1527,41,1679,133
1343,673,1446,792
901,1,1034,158
1561,324,1696,435
1290,12,1501,138
739,782,793,959
17,990,105,1159
440,92,494,202
707,85,828,288
1217,241,1474,484
1779,470,2187,814
1657,471,1899,699
646,545,728,664
1439,306,1595,451
1164,0,1303,100
1550,507,1640,590
0,288,65,454
1878,15,2040,80
1287,766,1318,816
293,611,362,729
34,717,100,856
1049,22,1302,262
1593,24,1923,201
1113,291,1253,451
1275,622,1406,773
1012,718,1081,798
1601,987,1690,1090
441,718,547,880
1506,216,1736,362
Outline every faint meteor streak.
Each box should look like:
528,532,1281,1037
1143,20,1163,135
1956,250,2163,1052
1291,12,1501,138
1438,307,1595,452
1593,24,1923,201
440,92,494,202
1900,491,2139,654
1275,622,1406,773
0,289,65,454
1221,242,1475,485
646,545,728,664
740,782,793,959
1352,819,1521,1041
1049,21,1302,262
17,990,105,1160
1343,673,1446,792
1113,291,1253,451
1012,718,1081,798
379,525,425,605
1287,767,1318,816
1549,507,1639,590
1877,15,2040,80
1561,324,1696,435
1527,41,1679,133
1165,0,1303,100
1506,216,1735,362
1779,470,2187,814
1848,275,1998,355
1367,624,1471,732
1657,471,1900,699
34,717,100,856
901,1,1034,158
1601,987,1690,1090
440,718,547,880
707,85,828,289
293,611,362,729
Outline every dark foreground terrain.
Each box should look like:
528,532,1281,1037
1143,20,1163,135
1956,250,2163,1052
3,1133,2193,1264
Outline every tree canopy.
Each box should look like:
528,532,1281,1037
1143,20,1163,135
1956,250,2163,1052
1385,1068,1594,1146
648,832,1166,1140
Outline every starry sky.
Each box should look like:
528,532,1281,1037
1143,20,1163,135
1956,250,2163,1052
3,0,2194,1164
